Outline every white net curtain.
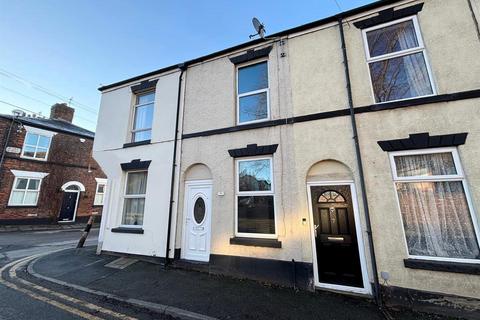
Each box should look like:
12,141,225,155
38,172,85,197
394,152,480,259
122,171,148,226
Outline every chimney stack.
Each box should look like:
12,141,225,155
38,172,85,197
50,103,74,123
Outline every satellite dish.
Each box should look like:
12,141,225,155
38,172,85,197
250,17,265,39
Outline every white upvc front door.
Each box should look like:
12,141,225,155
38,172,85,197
183,181,212,262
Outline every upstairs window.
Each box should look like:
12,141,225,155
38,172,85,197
237,61,269,124
390,148,480,261
363,16,435,103
21,126,54,161
236,157,276,237
132,91,154,142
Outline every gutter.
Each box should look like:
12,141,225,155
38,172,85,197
337,18,382,305
0,114,95,140
165,64,187,266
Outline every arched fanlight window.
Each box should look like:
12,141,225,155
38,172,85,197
318,190,345,203
61,181,85,192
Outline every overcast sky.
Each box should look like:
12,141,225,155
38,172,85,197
0,0,375,131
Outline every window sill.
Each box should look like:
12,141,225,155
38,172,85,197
123,140,151,148
237,118,270,127
111,227,144,234
404,258,480,275
6,205,38,208
372,93,436,106
20,156,48,162
230,237,281,248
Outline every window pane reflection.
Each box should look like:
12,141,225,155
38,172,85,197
239,92,268,123
133,130,151,142
137,92,155,105
238,196,275,234
134,104,153,131
369,52,433,102
238,62,268,94
366,20,418,57
25,133,39,146
239,159,271,192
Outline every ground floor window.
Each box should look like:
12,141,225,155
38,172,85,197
8,170,48,206
9,177,41,205
122,171,147,226
390,148,480,261
236,157,276,237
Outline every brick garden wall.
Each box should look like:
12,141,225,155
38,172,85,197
0,117,106,223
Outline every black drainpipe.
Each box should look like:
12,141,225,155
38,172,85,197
165,63,187,267
0,116,18,189
338,18,381,305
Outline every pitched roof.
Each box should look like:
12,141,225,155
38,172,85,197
0,114,95,139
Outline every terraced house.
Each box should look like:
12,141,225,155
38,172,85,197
0,103,107,224
94,0,480,313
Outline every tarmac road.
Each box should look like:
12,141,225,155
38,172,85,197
0,228,99,262
0,228,169,320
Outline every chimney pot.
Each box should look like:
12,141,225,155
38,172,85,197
50,103,74,123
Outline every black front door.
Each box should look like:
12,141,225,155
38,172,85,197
310,185,363,288
58,192,78,221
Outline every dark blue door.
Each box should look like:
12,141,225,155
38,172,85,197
58,192,78,221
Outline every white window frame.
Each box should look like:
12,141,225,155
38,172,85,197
120,170,147,228
361,15,436,104
131,91,155,142
236,59,270,126
8,170,49,206
389,147,480,264
94,178,107,206
20,126,56,161
235,156,277,239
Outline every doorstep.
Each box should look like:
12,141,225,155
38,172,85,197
172,259,210,272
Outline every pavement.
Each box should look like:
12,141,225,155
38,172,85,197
23,246,462,320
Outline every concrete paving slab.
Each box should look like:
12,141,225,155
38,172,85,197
105,257,138,269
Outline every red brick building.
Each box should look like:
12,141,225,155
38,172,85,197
0,103,106,224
